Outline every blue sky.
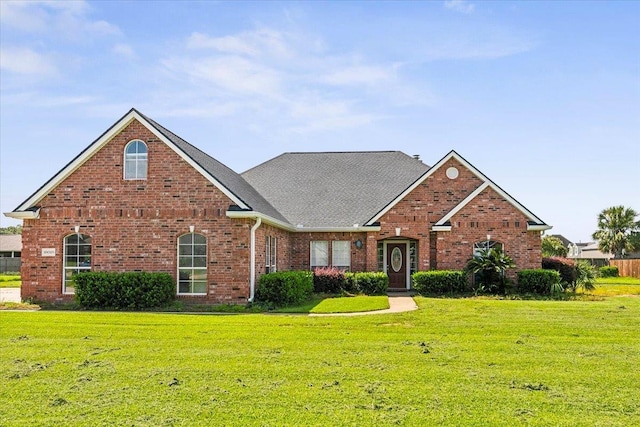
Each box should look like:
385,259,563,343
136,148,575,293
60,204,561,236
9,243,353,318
1,0,638,243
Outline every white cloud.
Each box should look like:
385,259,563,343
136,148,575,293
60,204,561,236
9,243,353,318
112,43,136,59
0,46,57,76
444,0,475,14
186,28,292,59
0,0,121,40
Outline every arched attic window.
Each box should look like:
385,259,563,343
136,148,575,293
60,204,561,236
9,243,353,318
124,140,148,180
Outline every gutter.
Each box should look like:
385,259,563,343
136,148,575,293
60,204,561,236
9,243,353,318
248,217,262,303
3,209,40,220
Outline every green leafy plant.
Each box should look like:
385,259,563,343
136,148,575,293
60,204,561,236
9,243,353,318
465,247,515,294
592,205,640,258
74,272,175,309
571,260,597,292
354,272,388,295
599,266,619,278
412,270,467,296
517,269,561,295
542,257,577,285
541,236,568,257
255,271,313,308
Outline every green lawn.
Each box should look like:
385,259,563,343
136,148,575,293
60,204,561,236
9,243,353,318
310,295,389,313
583,276,640,296
1,297,639,426
0,275,20,288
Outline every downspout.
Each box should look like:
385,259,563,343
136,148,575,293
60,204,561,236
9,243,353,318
248,217,262,302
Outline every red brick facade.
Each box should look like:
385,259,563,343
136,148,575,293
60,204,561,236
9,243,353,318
17,116,544,304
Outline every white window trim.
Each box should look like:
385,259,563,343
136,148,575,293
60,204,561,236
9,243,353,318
63,233,92,295
266,236,277,273
123,139,148,180
177,233,208,296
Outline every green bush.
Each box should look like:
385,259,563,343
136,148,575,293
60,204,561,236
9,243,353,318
74,272,175,309
354,272,388,295
256,271,313,307
599,266,619,278
412,270,467,295
571,260,597,292
542,257,577,285
313,267,346,294
343,272,358,294
517,269,561,295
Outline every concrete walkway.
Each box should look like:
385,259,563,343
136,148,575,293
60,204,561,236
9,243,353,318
309,293,418,317
0,288,21,303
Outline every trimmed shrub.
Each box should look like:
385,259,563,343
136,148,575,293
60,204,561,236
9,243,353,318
599,266,619,278
517,269,561,295
355,272,389,295
74,272,175,309
256,271,313,307
542,257,577,285
313,267,346,294
343,272,359,294
412,270,467,295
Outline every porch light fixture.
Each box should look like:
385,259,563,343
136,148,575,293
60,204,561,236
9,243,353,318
189,225,195,233
354,239,363,249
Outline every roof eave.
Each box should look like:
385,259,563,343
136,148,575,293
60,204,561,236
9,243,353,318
527,224,552,231
4,209,40,220
226,210,381,233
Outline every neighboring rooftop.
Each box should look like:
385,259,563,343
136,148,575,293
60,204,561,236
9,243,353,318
242,151,430,228
0,235,22,253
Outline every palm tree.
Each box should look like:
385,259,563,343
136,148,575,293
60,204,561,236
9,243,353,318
592,206,640,258
465,247,515,294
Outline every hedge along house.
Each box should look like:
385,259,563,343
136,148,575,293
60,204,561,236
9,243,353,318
5,109,551,304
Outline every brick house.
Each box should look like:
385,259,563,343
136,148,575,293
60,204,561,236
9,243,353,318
5,109,550,304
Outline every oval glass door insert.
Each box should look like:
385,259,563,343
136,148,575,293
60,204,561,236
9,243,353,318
391,247,403,272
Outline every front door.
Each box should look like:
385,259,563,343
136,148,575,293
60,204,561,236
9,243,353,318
387,243,407,290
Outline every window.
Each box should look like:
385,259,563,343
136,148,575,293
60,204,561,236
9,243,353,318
332,241,350,271
266,236,277,273
310,241,328,269
178,233,207,295
473,240,503,257
63,233,91,294
124,140,148,180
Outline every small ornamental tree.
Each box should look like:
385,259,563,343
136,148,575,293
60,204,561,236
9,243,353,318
541,236,568,257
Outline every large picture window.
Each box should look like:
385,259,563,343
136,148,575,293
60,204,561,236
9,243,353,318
331,241,350,271
178,233,207,295
266,236,277,273
310,241,328,269
124,139,148,180
63,233,92,294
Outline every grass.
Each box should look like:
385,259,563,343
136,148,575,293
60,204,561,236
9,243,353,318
309,295,389,313
582,276,640,296
1,296,639,426
0,274,21,288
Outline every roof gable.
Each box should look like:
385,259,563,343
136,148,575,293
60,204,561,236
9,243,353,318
366,150,549,230
11,109,286,223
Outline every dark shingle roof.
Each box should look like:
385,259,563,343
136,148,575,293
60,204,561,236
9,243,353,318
139,112,288,223
242,151,430,228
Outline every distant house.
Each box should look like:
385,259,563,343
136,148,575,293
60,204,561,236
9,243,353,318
0,235,22,273
0,235,21,258
4,109,551,304
568,241,612,267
